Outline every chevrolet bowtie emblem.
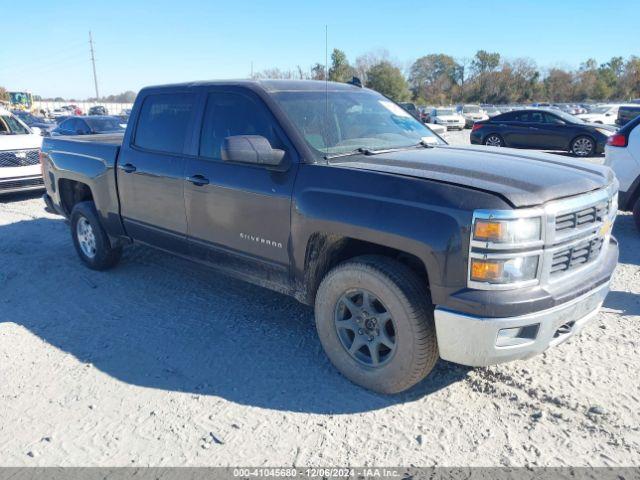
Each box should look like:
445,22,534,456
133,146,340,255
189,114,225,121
599,219,612,236
15,152,27,159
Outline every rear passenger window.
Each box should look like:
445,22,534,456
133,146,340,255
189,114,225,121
199,92,279,160
134,93,195,154
496,112,515,121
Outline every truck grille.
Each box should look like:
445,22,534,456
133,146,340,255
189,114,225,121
0,149,40,168
544,188,616,283
550,236,605,276
555,201,609,233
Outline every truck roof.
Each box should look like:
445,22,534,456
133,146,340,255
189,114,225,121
140,79,363,94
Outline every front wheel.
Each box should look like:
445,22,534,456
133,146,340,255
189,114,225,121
70,201,122,270
484,134,504,147
314,256,439,394
570,136,595,157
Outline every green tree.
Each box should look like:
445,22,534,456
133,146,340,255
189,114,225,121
621,56,640,99
471,50,501,76
544,68,575,102
408,54,460,103
366,61,410,102
0,86,8,102
328,49,356,82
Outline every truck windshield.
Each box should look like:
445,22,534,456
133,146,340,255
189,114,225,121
273,89,441,157
0,115,30,135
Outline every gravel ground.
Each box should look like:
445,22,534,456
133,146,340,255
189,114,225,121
0,142,638,466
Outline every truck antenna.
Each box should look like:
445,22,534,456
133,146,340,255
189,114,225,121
324,25,329,159
89,31,100,100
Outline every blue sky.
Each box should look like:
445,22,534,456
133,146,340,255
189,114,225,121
2,0,638,99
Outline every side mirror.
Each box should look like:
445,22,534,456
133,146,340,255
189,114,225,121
221,135,285,167
605,113,612,117
30,126,42,136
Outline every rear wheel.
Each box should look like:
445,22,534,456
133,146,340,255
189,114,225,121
570,136,595,157
70,201,122,270
314,256,439,394
484,134,504,147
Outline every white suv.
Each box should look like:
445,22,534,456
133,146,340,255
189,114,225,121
604,115,640,229
0,108,44,195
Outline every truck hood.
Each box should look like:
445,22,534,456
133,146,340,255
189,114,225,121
330,145,614,208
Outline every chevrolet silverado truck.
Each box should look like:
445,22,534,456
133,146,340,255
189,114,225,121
40,80,619,394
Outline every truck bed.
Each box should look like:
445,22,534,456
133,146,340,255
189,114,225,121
42,134,123,169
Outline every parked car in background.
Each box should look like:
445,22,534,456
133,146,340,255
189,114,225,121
51,116,125,136
426,107,465,130
484,106,502,118
40,79,618,393
12,110,55,136
51,107,72,118
470,109,615,157
88,105,108,116
0,108,44,194
577,105,619,125
616,105,640,127
605,115,640,229
458,105,489,128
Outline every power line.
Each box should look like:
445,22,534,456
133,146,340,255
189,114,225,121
89,31,100,99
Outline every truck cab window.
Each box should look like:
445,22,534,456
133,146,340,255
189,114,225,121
199,92,279,160
134,93,195,154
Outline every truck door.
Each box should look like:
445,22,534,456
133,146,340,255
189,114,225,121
184,88,298,286
116,92,197,253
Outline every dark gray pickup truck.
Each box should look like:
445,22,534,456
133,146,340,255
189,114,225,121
40,80,619,393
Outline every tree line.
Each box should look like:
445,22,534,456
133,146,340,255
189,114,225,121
0,88,138,104
252,49,640,105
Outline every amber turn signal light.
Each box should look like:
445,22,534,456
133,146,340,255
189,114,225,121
470,259,503,282
474,220,504,241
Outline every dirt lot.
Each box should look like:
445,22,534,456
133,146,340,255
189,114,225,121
0,145,638,466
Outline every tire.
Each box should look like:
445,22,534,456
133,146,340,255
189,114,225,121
70,201,122,270
314,255,439,394
483,134,504,147
570,135,595,157
633,197,640,233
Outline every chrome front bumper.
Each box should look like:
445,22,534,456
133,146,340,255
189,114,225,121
434,282,609,367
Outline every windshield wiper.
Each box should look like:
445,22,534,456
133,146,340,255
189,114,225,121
325,147,371,160
325,139,436,160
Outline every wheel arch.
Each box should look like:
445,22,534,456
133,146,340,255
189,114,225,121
58,179,94,216
298,233,430,305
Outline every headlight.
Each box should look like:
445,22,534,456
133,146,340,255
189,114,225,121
470,256,539,284
596,128,613,137
473,217,542,244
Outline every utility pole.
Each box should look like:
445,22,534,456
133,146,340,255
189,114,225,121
89,31,100,100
